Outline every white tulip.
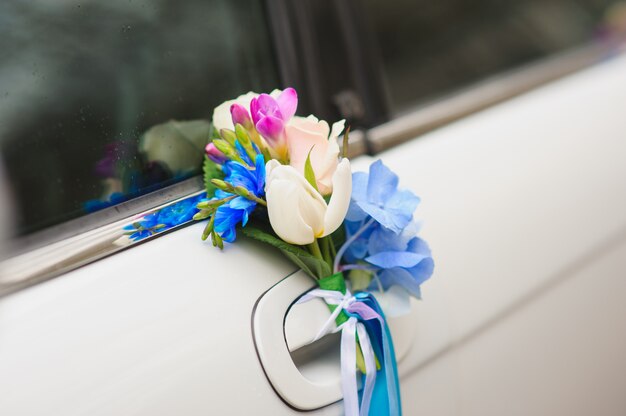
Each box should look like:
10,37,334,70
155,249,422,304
265,158,352,245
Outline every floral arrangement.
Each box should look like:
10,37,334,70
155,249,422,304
196,88,433,416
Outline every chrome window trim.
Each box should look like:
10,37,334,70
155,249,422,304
0,189,204,297
0,133,367,298
0,43,619,298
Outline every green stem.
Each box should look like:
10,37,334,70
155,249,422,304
329,236,337,259
320,236,332,269
308,238,323,261
249,195,267,207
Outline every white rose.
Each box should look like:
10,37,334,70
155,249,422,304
212,90,284,133
211,91,259,132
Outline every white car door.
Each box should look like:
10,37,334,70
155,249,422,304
1,1,626,415
2,53,625,415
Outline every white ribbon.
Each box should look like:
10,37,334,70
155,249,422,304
297,289,377,416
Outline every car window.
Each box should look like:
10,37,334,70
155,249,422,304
362,0,625,114
1,0,625,238
0,0,279,235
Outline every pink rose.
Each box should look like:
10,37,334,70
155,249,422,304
286,115,345,195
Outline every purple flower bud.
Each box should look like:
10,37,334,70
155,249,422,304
205,142,227,164
249,88,298,160
230,103,253,130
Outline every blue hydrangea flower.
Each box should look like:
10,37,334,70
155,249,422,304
346,160,420,234
362,223,434,298
213,153,265,243
340,160,433,298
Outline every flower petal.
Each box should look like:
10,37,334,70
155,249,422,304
256,115,285,143
230,103,252,129
386,189,420,223
250,96,261,125
407,257,434,287
265,162,328,244
376,268,422,298
366,160,399,206
315,130,340,195
276,87,298,121
345,172,369,222
358,202,407,233
286,117,330,177
365,251,428,269
407,236,432,257
322,158,352,237
256,94,283,119
367,225,410,254
205,143,227,164
266,178,316,245
330,119,345,140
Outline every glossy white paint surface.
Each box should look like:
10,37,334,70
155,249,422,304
1,54,626,415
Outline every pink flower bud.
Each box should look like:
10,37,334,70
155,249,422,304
205,142,227,164
230,103,253,130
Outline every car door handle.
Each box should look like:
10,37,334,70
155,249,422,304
252,269,417,410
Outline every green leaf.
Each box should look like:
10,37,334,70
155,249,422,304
241,226,331,279
304,147,319,192
329,224,346,252
203,155,223,198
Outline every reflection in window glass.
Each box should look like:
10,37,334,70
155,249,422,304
0,0,279,235
363,0,626,114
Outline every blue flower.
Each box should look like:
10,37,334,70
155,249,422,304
362,224,434,298
124,212,160,241
339,160,433,298
213,153,265,243
346,160,420,234
124,193,206,241
157,194,204,227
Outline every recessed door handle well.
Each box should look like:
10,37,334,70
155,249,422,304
252,270,417,410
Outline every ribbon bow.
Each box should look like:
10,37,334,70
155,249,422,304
297,289,401,416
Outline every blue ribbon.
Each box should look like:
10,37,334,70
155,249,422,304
353,292,402,416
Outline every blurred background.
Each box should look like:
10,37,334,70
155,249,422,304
1,0,624,239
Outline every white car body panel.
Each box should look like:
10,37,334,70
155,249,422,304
1,54,626,415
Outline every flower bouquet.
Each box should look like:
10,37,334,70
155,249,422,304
196,88,434,416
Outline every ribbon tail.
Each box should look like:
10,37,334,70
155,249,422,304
357,293,403,416
356,322,376,416
341,318,359,416
381,320,402,416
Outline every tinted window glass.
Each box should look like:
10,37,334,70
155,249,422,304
364,0,625,114
0,0,278,235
